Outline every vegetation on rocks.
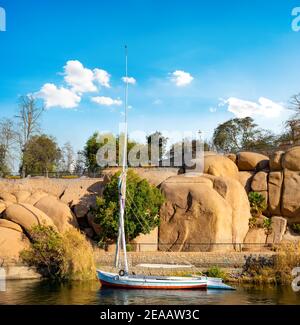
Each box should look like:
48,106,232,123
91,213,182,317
92,170,165,245
240,243,300,285
248,192,267,217
291,223,300,234
20,225,96,281
205,266,226,280
248,191,267,229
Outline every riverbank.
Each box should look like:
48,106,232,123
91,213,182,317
2,251,274,280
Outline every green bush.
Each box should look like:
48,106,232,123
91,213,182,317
205,266,226,279
263,217,272,235
291,223,300,234
248,192,267,217
92,170,165,243
21,225,96,281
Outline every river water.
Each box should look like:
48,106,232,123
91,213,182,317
0,280,299,305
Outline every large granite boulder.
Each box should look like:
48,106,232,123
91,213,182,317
0,192,17,204
281,170,300,222
238,171,254,193
13,190,31,203
251,171,268,209
282,146,300,171
0,227,30,260
270,151,284,171
203,155,239,180
210,176,251,245
134,168,179,187
35,196,78,232
0,200,7,214
4,203,57,234
237,152,269,171
226,153,237,164
266,216,287,244
268,172,283,215
159,175,235,252
0,219,23,232
87,212,101,235
243,228,267,251
25,190,48,205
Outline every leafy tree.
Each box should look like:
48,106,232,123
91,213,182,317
92,170,165,243
212,117,277,153
15,96,44,177
23,134,61,177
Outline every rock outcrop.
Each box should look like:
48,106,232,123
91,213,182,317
243,228,267,251
4,203,57,234
211,176,251,245
35,196,78,232
281,170,300,222
238,171,254,193
0,227,30,260
159,174,250,252
237,152,269,171
268,172,283,215
282,146,300,171
270,151,284,171
267,216,287,244
203,154,239,180
251,171,268,205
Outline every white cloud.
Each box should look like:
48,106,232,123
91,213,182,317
64,60,97,94
35,83,81,109
122,76,136,85
209,107,217,113
224,97,286,118
153,99,162,105
171,70,194,87
91,96,123,106
94,68,111,88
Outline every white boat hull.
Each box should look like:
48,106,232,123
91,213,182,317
97,270,207,290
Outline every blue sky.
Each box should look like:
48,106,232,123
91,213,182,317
0,0,300,154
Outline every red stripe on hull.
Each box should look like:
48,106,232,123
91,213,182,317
99,280,207,290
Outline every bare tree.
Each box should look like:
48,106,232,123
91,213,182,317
290,94,300,112
61,142,75,173
15,95,44,177
0,118,18,174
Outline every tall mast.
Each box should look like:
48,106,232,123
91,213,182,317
115,45,129,273
123,45,129,172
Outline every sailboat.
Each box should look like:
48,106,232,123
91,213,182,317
97,46,232,290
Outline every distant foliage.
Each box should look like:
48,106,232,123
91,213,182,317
212,117,277,153
22,134,61,176
21,225,96,281
92,170,165,244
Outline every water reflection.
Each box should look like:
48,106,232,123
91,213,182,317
0,280,299,305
